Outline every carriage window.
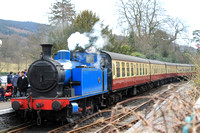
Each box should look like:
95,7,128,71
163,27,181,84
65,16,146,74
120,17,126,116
156,66,158,74
143,64,145,75
140,64,142,75
122,62,125,77
137,64,139,75
112,63,115,76
146,65,147,75
131,63,134,76
155,66,157,74
146,67,147,75
86,55,94,63
126,63,130,76
116,62,120,77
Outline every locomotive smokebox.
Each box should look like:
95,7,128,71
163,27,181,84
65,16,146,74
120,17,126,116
41,44,53,59
28,43,66,98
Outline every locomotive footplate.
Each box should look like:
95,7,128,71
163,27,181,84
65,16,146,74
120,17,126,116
11,96,70,111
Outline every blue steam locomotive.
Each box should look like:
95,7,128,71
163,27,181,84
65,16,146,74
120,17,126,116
12,44,110,124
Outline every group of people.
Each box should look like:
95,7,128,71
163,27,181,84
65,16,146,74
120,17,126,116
0,69,29,102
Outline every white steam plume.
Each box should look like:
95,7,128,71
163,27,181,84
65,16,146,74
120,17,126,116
67,22,108,52
67,32,89,50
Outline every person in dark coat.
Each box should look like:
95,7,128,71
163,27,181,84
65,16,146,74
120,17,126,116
0,85,5,102
12,72,21,97
0,77,2,86
7,72,13,84
24,69,28,77
17,71,28,97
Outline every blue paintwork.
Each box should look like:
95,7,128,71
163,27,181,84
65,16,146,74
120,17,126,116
71,102,78,113
64,70,71,85
73,52,101,68
55,50,70,60
69,91,108,101
104,68,108,91
72,68,103,95
55,50,83,70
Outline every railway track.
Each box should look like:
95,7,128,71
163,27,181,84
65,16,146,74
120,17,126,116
66,100,152,133
0,121,35,133
48,82,183,133
0,82,184,133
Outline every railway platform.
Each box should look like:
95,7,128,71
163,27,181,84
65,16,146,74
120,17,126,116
0,101,14,115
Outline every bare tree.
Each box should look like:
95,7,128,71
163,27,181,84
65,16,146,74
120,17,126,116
116,0,189,63
164,17,186,42
193,30,200,46
117,0,163,38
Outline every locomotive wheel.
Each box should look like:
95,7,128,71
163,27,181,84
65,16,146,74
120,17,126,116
87,100,94,115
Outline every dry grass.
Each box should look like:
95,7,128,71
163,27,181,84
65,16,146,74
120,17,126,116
131,82,198,133
104,82,199,133
0,62,29,73
125,57,200,132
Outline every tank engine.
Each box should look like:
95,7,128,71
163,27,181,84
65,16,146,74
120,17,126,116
11,44,109,124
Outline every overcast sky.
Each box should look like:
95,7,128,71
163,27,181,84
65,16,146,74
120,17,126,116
0,0,200,46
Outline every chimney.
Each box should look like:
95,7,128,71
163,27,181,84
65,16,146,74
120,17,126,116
41,44,53,59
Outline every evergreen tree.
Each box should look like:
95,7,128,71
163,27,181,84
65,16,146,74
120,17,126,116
72,10,99,33
49,0,75,27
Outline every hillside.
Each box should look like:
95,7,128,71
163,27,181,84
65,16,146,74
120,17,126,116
0,19,48,37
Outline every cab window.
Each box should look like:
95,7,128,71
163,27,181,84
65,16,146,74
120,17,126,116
101,57,105,68
86,55,94,63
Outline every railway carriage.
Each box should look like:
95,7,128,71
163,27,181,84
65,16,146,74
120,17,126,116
149,60,166,82
11,44,195,124
105,51,150,90
177,64,194,78
165,63,177,79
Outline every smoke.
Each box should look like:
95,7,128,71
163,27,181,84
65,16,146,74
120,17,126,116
93,53,101,68
67,32,90,50
67,22,108,52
